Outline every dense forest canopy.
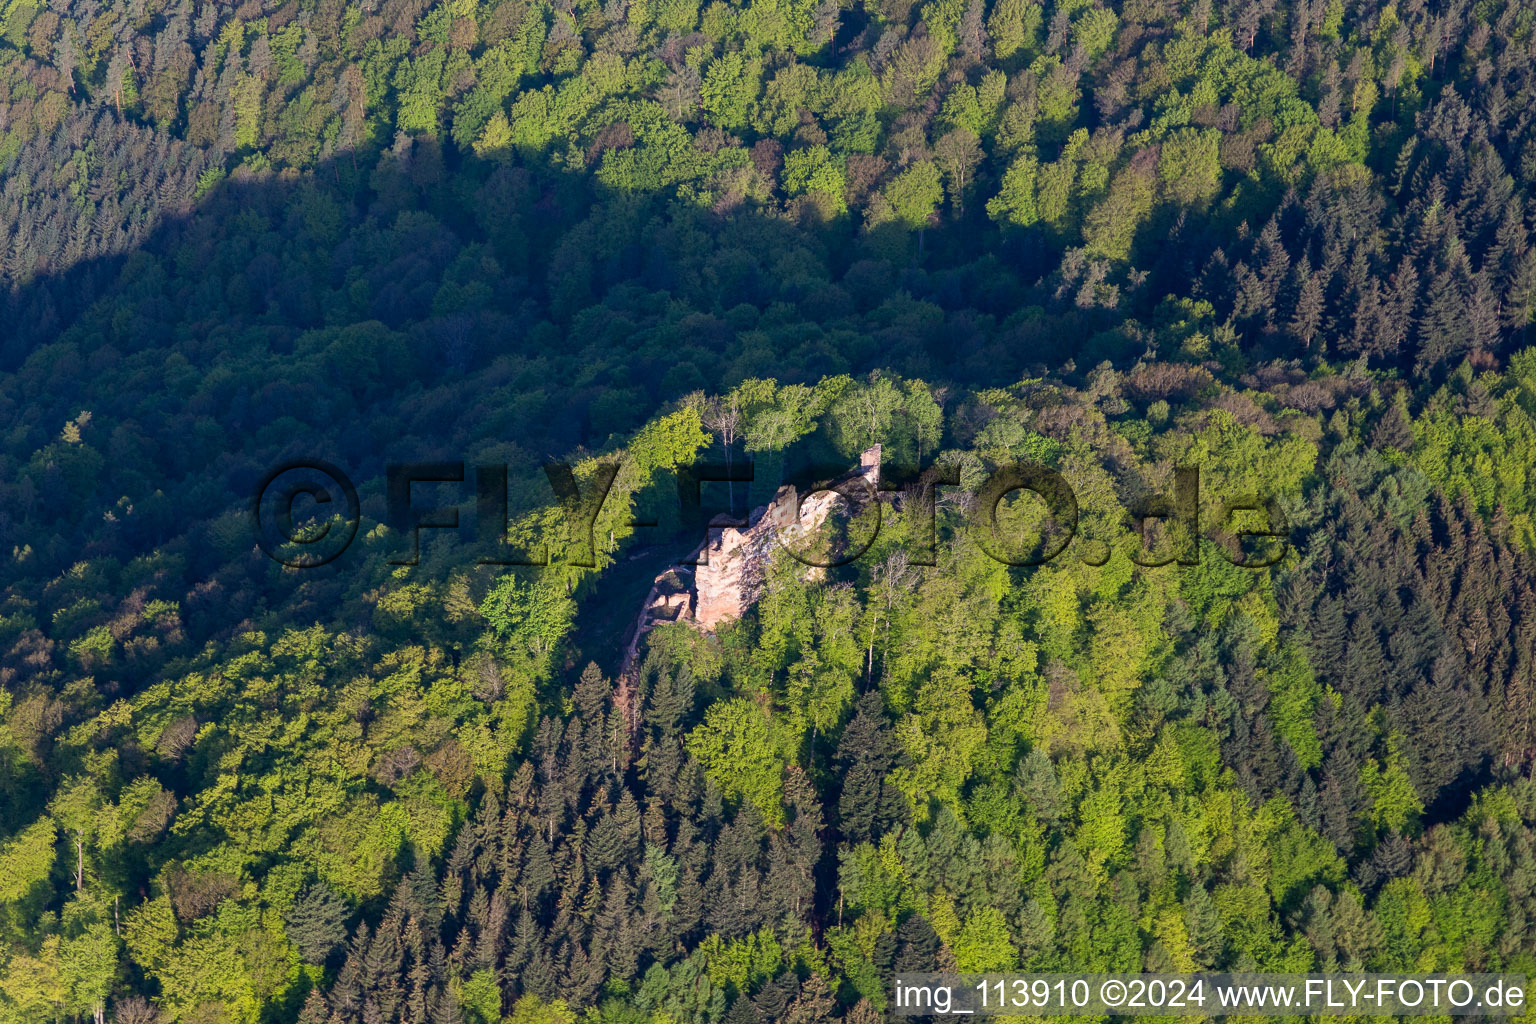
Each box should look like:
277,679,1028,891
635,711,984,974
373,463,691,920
6,0,1536,1019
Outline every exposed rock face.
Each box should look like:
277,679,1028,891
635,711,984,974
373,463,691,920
693,505,777,631
618,446,882,676
694,445,881,630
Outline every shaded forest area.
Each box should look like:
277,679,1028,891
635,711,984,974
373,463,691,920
6,0,1536,1019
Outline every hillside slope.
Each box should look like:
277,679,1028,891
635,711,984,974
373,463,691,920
6,0,1536,1020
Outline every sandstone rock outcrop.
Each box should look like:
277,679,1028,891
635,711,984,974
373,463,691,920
618,446,882,676
694,444,881,629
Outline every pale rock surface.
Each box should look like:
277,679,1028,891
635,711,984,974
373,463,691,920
693,444,881,630
620,446,883,677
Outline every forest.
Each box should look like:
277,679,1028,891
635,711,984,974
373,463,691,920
5,0,1536,1017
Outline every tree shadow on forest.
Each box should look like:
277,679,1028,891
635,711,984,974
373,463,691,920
0,133,1129,654
0,127,1518,911
0,136,1126,836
